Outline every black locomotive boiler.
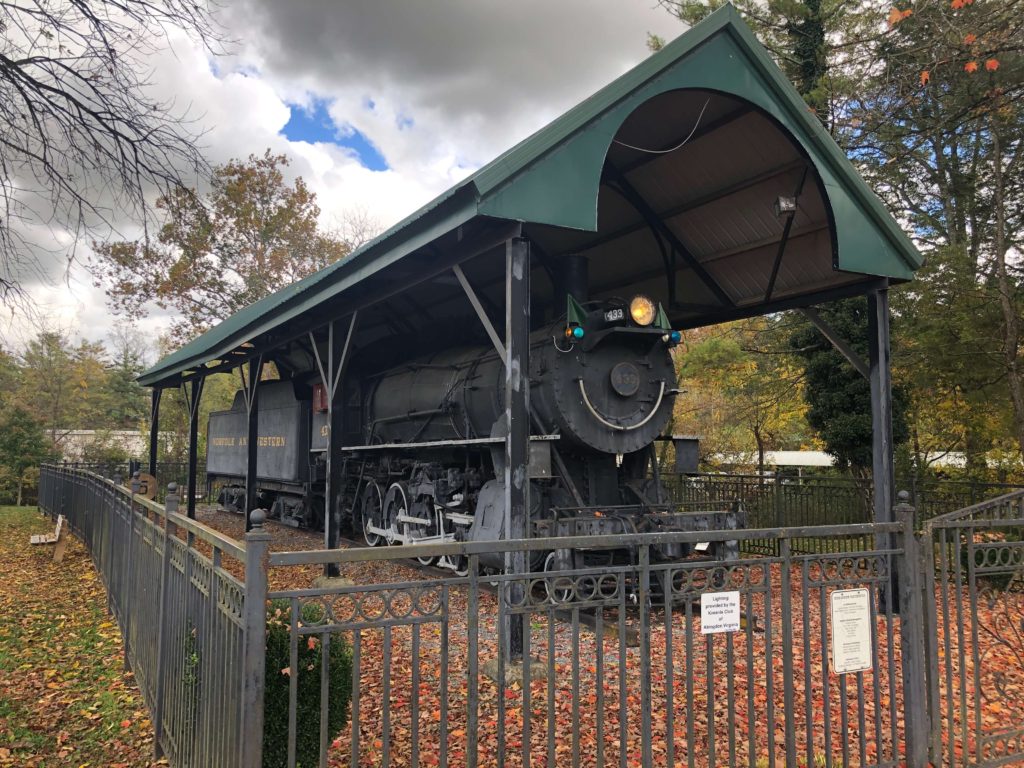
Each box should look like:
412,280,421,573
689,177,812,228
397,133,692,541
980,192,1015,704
206,293,741,574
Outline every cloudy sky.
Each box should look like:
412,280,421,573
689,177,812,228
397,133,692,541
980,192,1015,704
4,0,686,350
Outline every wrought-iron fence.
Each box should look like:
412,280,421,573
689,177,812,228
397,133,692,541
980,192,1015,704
56,460,210,503
923,491,1024,768
36,464,1024,767
262,517,928,768
38,465,253,766
665,473,1024,533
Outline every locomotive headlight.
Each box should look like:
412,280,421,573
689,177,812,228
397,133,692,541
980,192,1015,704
629,295,656,326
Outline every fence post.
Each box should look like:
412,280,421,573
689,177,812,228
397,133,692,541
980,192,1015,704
240,509,270,768
108,475,121,617
123,472,139,672
895,490,930,767
153,483,178,760
920,517,942,763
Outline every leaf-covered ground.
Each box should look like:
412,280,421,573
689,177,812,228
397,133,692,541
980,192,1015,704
0,506,162,767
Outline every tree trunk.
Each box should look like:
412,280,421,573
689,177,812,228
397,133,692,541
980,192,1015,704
754,426,766,487
990,126,1024,460
16,476,23,507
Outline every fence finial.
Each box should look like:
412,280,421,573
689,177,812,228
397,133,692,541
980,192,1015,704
165,483,179,515
897,489,911,505
250,508,266,529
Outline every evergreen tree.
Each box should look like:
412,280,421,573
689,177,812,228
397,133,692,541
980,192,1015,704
0,406,56,505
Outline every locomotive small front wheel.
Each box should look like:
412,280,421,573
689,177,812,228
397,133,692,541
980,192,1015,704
544,551,574,604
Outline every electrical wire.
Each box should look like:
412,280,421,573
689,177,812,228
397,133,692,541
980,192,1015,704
612,97,712,154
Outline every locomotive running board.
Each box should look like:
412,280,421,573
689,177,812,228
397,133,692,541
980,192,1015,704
340,434,559,452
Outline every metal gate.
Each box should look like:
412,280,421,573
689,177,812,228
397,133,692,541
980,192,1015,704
924,492,1024,768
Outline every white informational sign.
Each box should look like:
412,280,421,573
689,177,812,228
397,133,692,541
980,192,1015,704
830,588,873,674
700,591,741,634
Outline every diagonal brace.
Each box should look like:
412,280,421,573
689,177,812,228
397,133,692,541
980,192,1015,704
453,263,507,365
800,307,870,380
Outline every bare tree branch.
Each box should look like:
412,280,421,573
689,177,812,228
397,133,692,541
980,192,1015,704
0,0,224,309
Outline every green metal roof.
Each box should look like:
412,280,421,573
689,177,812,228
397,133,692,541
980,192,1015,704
140,4,920,387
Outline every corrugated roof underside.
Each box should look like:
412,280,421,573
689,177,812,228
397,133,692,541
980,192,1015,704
568,92,857,320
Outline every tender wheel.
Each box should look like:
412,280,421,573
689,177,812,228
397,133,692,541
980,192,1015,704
361,481,383,547
453,556,470,577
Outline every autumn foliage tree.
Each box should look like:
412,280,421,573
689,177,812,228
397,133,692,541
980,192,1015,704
676,317,810,473
91,151,351,343
661,0,1024,476
853,0,1024,463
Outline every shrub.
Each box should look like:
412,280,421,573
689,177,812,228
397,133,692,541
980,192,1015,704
263,599,353,768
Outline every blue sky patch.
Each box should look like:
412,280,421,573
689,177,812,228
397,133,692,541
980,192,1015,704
282,98,389,171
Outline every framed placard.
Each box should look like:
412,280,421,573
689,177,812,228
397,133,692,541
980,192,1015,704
700,591,740,634
830,587,873,674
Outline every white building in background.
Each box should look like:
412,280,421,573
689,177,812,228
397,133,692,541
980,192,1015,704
59,430,150,461
710,450,980,473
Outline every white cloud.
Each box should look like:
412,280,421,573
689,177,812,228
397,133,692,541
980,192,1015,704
10,0,686,349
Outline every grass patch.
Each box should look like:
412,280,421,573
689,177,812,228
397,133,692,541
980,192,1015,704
0,506,160,767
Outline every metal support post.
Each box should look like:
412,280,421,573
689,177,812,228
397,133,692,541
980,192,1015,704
868,287,897,609
242,356,264,532
240,509,270,768
184,377,206,519
310,313,357,576
868,287,894,526
148,388,162,477
895,493,930,767
504,237,530,660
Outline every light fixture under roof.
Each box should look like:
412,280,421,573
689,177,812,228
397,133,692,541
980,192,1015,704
774,196,798,217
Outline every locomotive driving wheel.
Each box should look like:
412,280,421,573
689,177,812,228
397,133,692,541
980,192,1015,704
387,483,436,565
381,482,407,549
361,481,384,547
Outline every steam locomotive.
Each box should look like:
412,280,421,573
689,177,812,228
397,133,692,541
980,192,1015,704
207,292,741,573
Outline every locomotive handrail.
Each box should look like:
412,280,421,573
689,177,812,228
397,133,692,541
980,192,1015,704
578,379,666,431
